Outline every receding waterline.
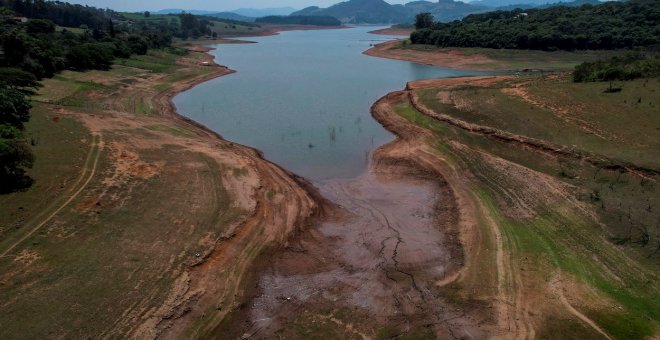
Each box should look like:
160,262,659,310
174,26,481,181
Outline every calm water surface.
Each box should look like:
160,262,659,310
174,26,482,181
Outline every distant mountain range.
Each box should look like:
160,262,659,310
292,0,606,24
155,0,606,26
232,7,297,17
205,12,256,22
292,0,487,24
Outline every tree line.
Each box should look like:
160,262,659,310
0,67,39,192
411,0,660,51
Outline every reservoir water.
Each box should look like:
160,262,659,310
174,26,481,181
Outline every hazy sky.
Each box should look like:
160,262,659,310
64,0,413,12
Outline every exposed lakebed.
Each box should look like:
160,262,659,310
175,26,488,337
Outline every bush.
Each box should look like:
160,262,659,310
0,124,33,192
66,43,114,70
573,52,660,82
0,85,32,129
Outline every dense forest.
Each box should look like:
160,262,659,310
0,1,182,191
255,15,341,26
410,0,660,50
573,52,660,82
0,1,253,191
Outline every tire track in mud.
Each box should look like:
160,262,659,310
0,134,103,258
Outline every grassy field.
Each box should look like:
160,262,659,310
208,20,263,35
415,75,660,251
55,25,86,34
0,49,252,338
387,75,659,338
416,76,660,168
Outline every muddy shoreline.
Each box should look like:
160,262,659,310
140,44,332,338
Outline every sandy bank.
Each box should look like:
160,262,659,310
364,39,496,71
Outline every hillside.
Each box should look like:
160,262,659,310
232,7,297,17
411,0,660,50
405,0,488,22
292,0,486,24
293,0,408,24
206,12,255,22
369,71,660,340
493,0,601,10
471,0,600,7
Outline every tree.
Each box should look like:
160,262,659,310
65,43,114,71
144,11,150,17
0,85,32,129
26,19,56,34
415,12,434,30
0,68,41,94
0,123,34,192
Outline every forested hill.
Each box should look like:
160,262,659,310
410,0,660,51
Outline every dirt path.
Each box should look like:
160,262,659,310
558,287,612,340
0,134,103,259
